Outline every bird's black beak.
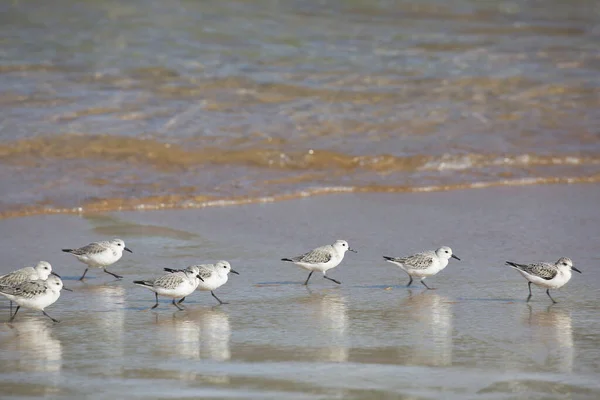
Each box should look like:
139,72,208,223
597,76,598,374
63,287,73,292
51,271,61,278
230,269,240,275
349,248,357,253
124,247,133,253
572,267,582,274
451,254,461,261
196,274,204,282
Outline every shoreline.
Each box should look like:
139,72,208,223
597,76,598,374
2,176,599,220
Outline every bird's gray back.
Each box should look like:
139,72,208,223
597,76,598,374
196,265,214,280
399,251,435,269
0,279,48,298
517,262,558,280
0,267,35,286
71,241,110,255
292,245,333,264
154,273,186,289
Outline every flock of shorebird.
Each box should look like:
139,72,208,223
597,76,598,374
0,238,581,323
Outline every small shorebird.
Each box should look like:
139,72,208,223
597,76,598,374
0,261,57,313
164,261,239,305
0,275,71,323
281,240,356,286
134,266,202,310
62,238,132,280
506,257,581,303
383,246,460,289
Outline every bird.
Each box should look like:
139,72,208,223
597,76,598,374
383,246,460,289
281,240,356,285
164,261,239,305
134,266,202,311
62,238,132,280
0,261,58,314
0,274,71,323
506,257,581,303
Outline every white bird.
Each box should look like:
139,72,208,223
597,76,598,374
0,275,71,323
0,261,58,314
281,240,356,285
164,261,239,305
62,238,132,280
506,257,581,303
134,266,202,310
383,246,460,289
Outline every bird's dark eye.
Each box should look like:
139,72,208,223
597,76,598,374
445,251,449,253
223,265,227,268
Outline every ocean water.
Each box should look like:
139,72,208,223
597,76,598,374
0,0,599,218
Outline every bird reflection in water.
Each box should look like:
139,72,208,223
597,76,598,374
525,305,573,373
397,290,454,366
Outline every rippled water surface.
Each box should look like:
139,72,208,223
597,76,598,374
0,0,599,217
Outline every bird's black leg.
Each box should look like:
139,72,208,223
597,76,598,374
211,291,227,305
304,271,313,286
172,299,185,310
421,280,434,290
104,269,123,279
407,276,413,287
324,275,341,285
546,289,557,304
79,268,89,281
177,297,186,304
526,282,533,302
42,311,60,323
151,292,159,309
9,306,20,322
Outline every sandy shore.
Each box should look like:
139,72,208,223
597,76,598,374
0,184,599,399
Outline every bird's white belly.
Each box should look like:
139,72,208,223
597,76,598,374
78,251,120,267
295,261,330,272
521,271,569,289
16,292,60,311
155,281,197,298
197,275,227,291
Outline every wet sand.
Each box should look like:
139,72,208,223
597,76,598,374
0,184,599,399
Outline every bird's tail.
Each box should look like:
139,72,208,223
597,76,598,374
133,280,154,288
382,256,395,262
505,261,524,270
62,249,74,253
281,258,293,262
163,268,181,273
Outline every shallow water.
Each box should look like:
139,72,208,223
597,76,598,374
1,0,600,217
0,185,599,399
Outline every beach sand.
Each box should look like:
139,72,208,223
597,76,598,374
0,184,599,399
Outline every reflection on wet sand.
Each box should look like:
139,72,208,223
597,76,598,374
73,284,126,375
5,319,63,374
304,289,349,362
525,305,574,373
154,307,231,361
398,290,454,366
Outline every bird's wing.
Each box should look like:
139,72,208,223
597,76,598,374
0,268,32,286
0,279,48,298
196,266,214,280
69,242,108,255
293,246,333,264
154,273,186,288
398,253,434,269
508,261,557,280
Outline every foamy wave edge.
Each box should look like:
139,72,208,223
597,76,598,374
2,175,598,219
